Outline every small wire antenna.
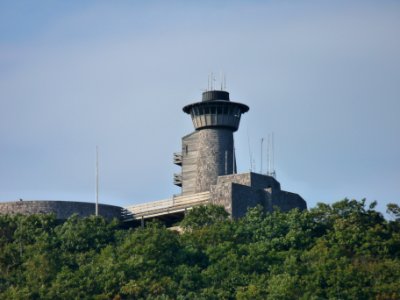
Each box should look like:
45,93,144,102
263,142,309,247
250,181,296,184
266,133,277,178
267,134,270,175
260,137,264,174
247,128,253,172
95,146,99,216
233,145,236,174
272,132,276,178
224,73,227,90
232,134,236,174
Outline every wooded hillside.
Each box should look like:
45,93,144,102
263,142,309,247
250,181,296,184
1,199,399,299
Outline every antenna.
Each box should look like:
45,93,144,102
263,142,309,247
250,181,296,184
232,135,236,174
266,133,277,178
225,150,228,175
220,71,223,90
95,146,99,216
272,132,276,178
233,145,236,174
267,134,270,175
224,73,227,90
260,138,264,174
247,128,253,172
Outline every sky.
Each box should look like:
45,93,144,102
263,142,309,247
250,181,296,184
0,0,399,215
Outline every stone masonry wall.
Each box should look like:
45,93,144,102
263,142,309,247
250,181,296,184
210,172,307,218
215,173,252,187
270,191,307,212
181,131,200,195
195,128,235,193
215,173,281,191
210,181,233,215
231,183,264,218
248,173,281,191
0,201,123,220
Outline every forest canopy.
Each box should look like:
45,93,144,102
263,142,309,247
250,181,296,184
0,199,399,299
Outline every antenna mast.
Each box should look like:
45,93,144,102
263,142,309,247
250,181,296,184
247,128,253,172
233,138,236,174
272,132,276,178
267,134,270,175
260,138,264,174
224,73,227,90
95,146,99,216
266,133,276,178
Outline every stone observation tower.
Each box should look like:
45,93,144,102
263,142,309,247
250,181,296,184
174,90,249,194
167,88,307,219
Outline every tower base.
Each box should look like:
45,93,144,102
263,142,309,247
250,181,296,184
210,172,306,218
126,172,306,221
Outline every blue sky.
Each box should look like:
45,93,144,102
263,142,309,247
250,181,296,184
0,1,399,215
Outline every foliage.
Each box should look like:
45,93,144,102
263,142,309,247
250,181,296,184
0,199,399,299
180,204,229,230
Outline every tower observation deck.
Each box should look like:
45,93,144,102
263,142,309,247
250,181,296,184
183,90,249,131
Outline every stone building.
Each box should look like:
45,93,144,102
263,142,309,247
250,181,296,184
170,89,306,218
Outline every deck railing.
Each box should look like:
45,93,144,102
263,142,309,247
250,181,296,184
124,192,211,220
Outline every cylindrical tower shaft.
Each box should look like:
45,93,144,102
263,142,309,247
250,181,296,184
195,128,236,193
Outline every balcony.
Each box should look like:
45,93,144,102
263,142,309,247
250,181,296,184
173,173,182,187
173,152,182,166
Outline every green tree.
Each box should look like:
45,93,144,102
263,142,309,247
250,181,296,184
180,204,229,230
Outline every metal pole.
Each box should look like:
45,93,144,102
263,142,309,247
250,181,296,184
267,134,270,175
260,138,264,174
247,129,252,172
233,145,236,174
225,150,228,175
272,132,275,173
95,146,99,216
